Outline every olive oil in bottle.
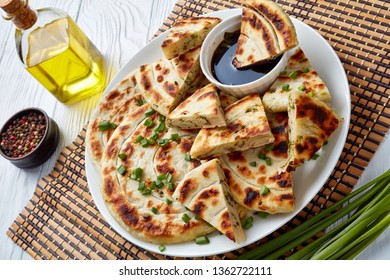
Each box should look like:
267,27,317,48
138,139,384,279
1,0,105,104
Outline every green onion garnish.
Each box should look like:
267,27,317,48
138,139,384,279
150,130,159,141
118,153,127,160
117,164,126,175
167,182,175,191
134,135,144,144
301,67,310,73
257,212,270,219
258,152,266,160
309,90,315,97
298,85,306,91
129,167,143,181
155,179,164,189
154,122,166,133
158,244,166,252
141,138,151,147
157,173,166,180
249,161,257,167
282,84,290,92
260,185,270,196
279,70,287,76
265,157,272,166
151,207,158,214
312,154,320,160
195,236,210,245
150,181,156,190
137,99,144,106
171,133,180,141
138,182,146,191
145,108,156,117
157,139,169,147
142,188,152,195
166,172,173,182
182,213,191,223
166,198,172,204
98,120,117,131
143,118,154,127
158,115,166,122
264,143,275,152
242,216,254,230
185,154,192,162
289,71,298,79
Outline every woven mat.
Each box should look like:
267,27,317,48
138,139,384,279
7,0,390,260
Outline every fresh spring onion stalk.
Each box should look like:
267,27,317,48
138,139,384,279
237,168,390,260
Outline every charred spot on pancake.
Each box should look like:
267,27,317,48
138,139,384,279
280,193,294,201
161,39,172,48
157,75,164,83
117,204,139,227
106,89,120,101
105,138,119,159
296,136,319,158
226,151,246,163
103,177,116,197
193,201,206,216
272,140,288,157
244,188,260,206
199,188,219,200
177,178,197,202
197,90,214,102
141,73,152,91
164,82,178,97
179,138,193,153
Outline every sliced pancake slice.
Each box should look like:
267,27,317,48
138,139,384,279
136,47,201,116
233,7,280,68
172,159,246,243
262,47,332,113
247,0,298,51
166,83,226,129
287,91,341,171
190,93,274,159
87,68,145,167
161,17,221,60
220,112,294,213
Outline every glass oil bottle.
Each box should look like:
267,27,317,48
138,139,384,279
0,0,106,104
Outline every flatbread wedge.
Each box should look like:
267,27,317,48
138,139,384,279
86,69,145,167
100,104,215,244
136,47,201,116
287,91,341,171
191,93,274,159
166,83,226,129
220,112,294,213
234,0,298,68
161,17,221,60
233,7,280,68
172,159,246,243
262,47,332,112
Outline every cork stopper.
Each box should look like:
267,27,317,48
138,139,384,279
0,0,37,30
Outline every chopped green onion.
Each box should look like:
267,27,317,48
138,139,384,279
98,120,117,131
157,173,166,180
264,143,275,152
257,212,270,219
185,154,192,162
158,244,166,252
150,181,156,190
166,198,172,204
138,182,146,191
309,90,315,97
141,138,151,147
265,157,272,166
118,153,127,160
129,167,143,181
195,236,210,245
321,92,328,95
242,216,254,230
282,84,290,92
289,71,298,79
258,152,266,160
154,122,166,133
144,118,155,127
158,115,166,122
134,135,144,144
298,85,306,91
166,172,173,182
182,213,191,223
279,70,287,76
260,185,270,196
249,161,257,167
117,164,126,175
151,207,158,214
142,188,152,195
157,139,169,147
150,130,159,141
145,108,156,117
301,67,310,73
171,133,180,141
312,154,320,160
194,215,202,221
155,179,164,189
137,98,144,106
167,182,175,191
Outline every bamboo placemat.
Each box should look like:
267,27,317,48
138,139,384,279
7,0,390,260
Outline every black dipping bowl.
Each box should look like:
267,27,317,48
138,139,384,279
0,107,60,168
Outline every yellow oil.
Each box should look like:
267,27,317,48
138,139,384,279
25,16,105,104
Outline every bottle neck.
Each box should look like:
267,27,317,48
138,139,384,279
1,0,37,30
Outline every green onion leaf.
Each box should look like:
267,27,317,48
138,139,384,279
289,71,298,79
142,188,152,195
118,153,127,160
309,90,315,97
301,67,310,73
98,120,117,131
265,157,272,166
249,161,257,167
257,212,270,219
157,139,169,147
150,181,156,190
158,244,166,252
129,167,143,181
260,185,270,196
264,143,275,152
312,154,320,160
151,207,158,214
157,173,166,180
145,108,156,117
137,98,144,106
158,115,166,122
166,172,173,183
166,198,172,204
155,179,164,189
117,164,126,175
195,236,210,245
134,135,144,144
279,70,287,76
182,213,191,223
154,122,166,133
298,84,306,91
141,138,151,147
138,182,146,191
143,213,150,219
171,133,180,141
167,182,175,191
150,130,159,141
185,154,192,162
143,118,155,127
282,84,290,92
258,152,266,160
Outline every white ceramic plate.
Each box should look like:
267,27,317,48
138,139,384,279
85,9,350,257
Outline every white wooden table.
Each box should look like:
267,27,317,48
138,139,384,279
0,0,388,260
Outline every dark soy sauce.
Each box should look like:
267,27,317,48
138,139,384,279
211,30,281,85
